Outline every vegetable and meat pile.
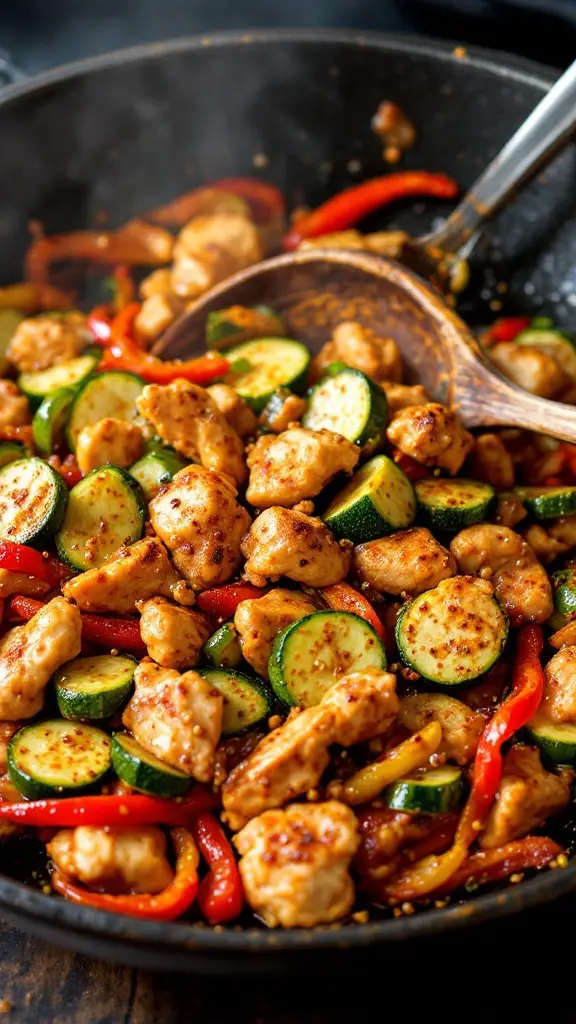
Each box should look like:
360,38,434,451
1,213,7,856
0,169,575,930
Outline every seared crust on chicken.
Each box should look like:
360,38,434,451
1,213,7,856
353,527,456,596
480,745,572,849
234,588,317,678
310,321,402,385
246,427,359,509
7,315,88,372
139,597,212,670
387,402,474,475
76,417,144,475
48,826,174,894
241,506,351,587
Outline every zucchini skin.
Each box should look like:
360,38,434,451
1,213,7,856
202,623,243,669
198,668,272,734
18,352,100,404
129,449,187,502
553,568,576,621
223,338,311,413
0,442,26,468
303,365,388,453
55,654,136,720
32,387,76,456
111,733,191,797
65,370,144,451
323,454,416,543
525,714,576,766
383,767,465,813
55,465,145,571
8,721,112,799
415,478,495,531
0,457,68,547
514,486,576,520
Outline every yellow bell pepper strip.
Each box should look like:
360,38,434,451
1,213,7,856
341,721,442,806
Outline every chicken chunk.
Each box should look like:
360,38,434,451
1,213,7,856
353,527,456,597
234,588,317,678
310,321,402,384
258,390,307,433
75,417,144,475
382,382,430,417
235,801,359,928
137,379,246,487
0,597,81,719
139,597,211,670
398,694,484,765
222,668,399,829
170,214,263,300
123,659,223,781
489,343,568,399
134,293,183,346
0,380,30,428
63,536,194,613
48,826,173,894
7,315,88,372
467,433,515,490
387,402,474,475
246,427,359,509
524,514,576,565
450,523,553,625
355,808,446,886
205,383,258,439
480,745,571,849
542,646,576,723
0,569,49,599
241,507,351,587
149,465,251,589
139,267,173,300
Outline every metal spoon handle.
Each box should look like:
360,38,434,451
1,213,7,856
425,59,576,254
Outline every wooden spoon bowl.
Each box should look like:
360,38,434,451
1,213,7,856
156,249,576,443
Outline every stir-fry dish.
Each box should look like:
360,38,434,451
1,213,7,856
1,167,576,931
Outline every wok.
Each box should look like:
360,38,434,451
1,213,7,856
0,29,575,974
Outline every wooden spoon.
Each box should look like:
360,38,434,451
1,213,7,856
156,248,576,443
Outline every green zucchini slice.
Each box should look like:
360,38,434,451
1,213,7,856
55,654,136,720
302,364,388,452
18,351,100,404
268,610,386,709
8,720,112,799
202,623,243,669
415,477,495,530
199,668,271,734
128,449,187,502
206,304,285,349
55,465,145,570
224,337,310,413
383,765,465,814
66,371,144,451
323,454,416,542
111,733,191,797
0,442,26,469
0,457,67,546
515,328,576,383
396,576,508,686
552,568,576,623
514,486,576,520
525,713,576,766
32,387,76,456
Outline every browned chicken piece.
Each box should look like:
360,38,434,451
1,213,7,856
138,597,211,670
170,214,263,300
0,569,49,599
235,801,360,928
222,668,399,829
353,527,456,597
241,506,351,587
0,597,81,719
234,588,317,678
7,315,88,372
467,433,515,489
489,343,569,399
63,536,194,613
123,659,223,782
382,382,430,417
310,321,402,385
387,402,474,475
150,466,251,590
372,101,417,156
0,380,30,428
450,523,553,625
75,417,144,475
524,514,576,565
134,293,183,346
496,494,528,530
299,228,410,258
205,383,258,439
355,808,445,886
139,267,173,299
480,745,572,849
258,390,307,433
48,826,174,894
137,379,246,487
398,694,485,765
246,427,359,509
542,646,576,723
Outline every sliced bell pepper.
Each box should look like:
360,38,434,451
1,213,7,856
321,583,385,640
51,827,199,921
98,338,230,386
87,305,114,344
9,595,144,651
485,317,531,344
111,265,136,312
0,542,72,587
196,583,267,618
148,179,285,229
26,229,169,285
432,836,564,897
283,171,459,250
342,722,443,806
193,811,244,924
0,790,216,827
391,449,429,481
0,425,34,449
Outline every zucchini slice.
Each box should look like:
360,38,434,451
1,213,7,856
32,387,76,456
128,449,187,502
55,465,145,571
206,304,285,349
0,457,67,546
203,623,243,670
268,610,386,708
525,713,576,766
224,337,310,413
415,477,495,531
18,351,100,404
66,371,144,451
198,668,271,735
0,441,26,469
302,364,388,452
514,485,576,520
323,454,416,542
111,733,191,797
552,568,576,622
55,654,136,720
0,309,24,374
515,328,576,383
396,576,508,686
383,765,465,814
8,720,112,799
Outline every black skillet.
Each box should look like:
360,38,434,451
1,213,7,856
0,29,575,974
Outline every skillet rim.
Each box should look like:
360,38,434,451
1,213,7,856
0,27,571,955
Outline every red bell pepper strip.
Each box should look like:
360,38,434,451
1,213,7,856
111,266,136,312
321,583,385,640
59,454,83,489
431,836,564,897
9,596,144,651
87,305,114,344
196,583,267,618
0,790,216,827
51,827,199,921
0,425,34,449
148,179,286,228
485,317,531,343
283,171,459,250
98,338,230,386
391,449,429,481
193,811,244,924
26,230,169,285
0,542,71,587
